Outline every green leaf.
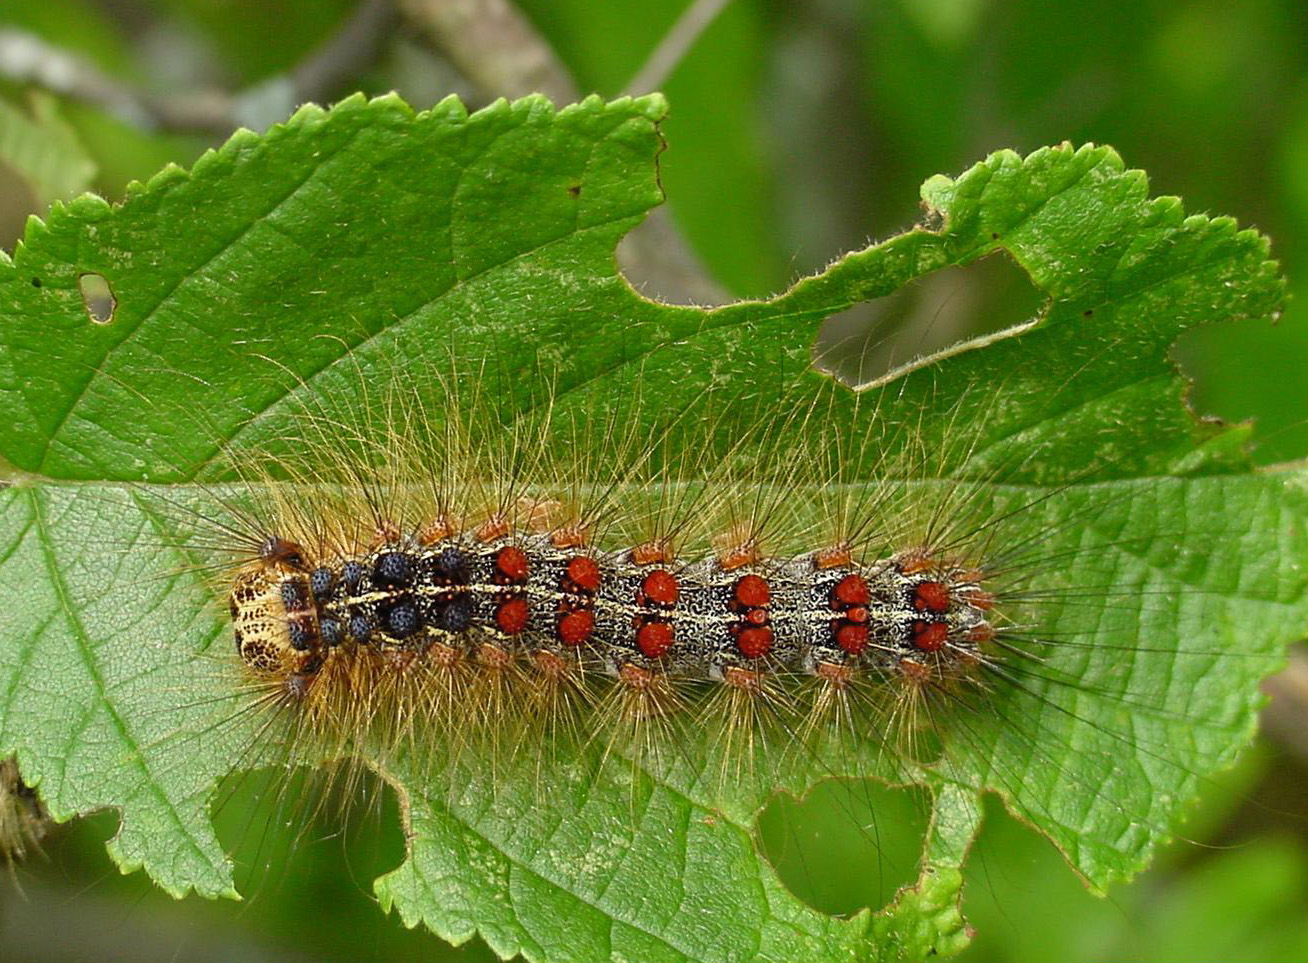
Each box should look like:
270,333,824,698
0,94,1303,962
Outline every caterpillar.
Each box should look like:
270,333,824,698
221,376,994,735
231,513,992,740
204,370,1012,785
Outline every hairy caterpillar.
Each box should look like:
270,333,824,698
202,368,1012,786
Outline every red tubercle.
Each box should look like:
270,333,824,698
832,573,870,608
913,580,951,614
557,610,594,646
835,623,868,655
640,569,679,606
565,555,602,593
496,546,530,581
745,607,768,626
495,598,529,634
733,574,770,608
912,620,949,653
736,626,773,659
636,620,674,658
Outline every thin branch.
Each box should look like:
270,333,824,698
287,0,402,111
626,0,736,95
397,0,577,103
0,29,157,130
0,0,400,134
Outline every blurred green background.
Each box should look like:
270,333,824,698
3,1,1308,961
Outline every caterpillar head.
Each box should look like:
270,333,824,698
229,568,314,678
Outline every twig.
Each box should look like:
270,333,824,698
397,0,577,103
625,0,736,95
0,0,400,133
0,29,157,130
286,0,402,114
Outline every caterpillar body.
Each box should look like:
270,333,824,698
184,357,1050,798
234,512,992,711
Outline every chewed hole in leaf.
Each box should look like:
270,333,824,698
757,780,930,916
78,272,116,324
814,253,1045,388
211,767,409,903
